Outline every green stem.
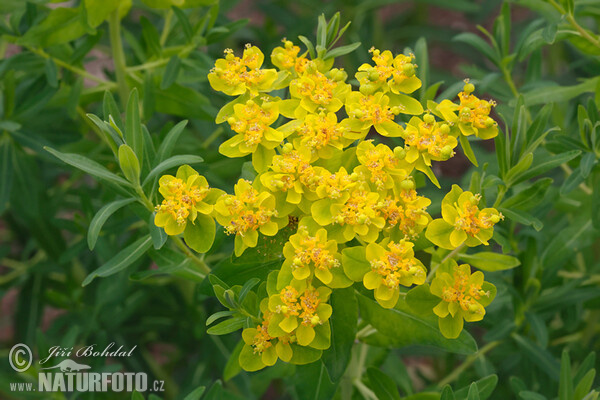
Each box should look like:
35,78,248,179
108,10,129,105
437,340,501,388
28,47,114,86
427,244,466,281
172,237,211,274
548,0,600,49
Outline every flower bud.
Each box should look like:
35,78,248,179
440,124,450,135
394,147,406,159
310,315,321,325
369,70,380,81
441,145,453,159
400,179,415,191
463,82,475,94
485,117,495,128
423,114,435,125
402,63,415,77
490,214,500,223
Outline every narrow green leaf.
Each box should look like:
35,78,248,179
143,154,204,186
322,287,357,382
88,198,135,250
206,311,235,326
512,334,560,380
156,120,188,163
460,135,478,167
559,350,573,400
83,236,152,286
323,42,361,60
498,207,543,231
574,369,595,400
172,6,193,41
183,386,206,400
0,139,14,215
453,32,500,65
510,150,580,185
206,317,245,335
103,90,124,130
149,212,168,250
459,252,520,272
298,35,316,59
367,367,401,400
45,147,131,187
118,144,141,184
44,58,58,88
125,88,144,163
161,55,181,90
500,178,552,211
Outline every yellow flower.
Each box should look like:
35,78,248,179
279,226,351,287
219,98,286,172
259,148,319,214
267,281,332,347
430,261,496,338
214,179,288,256
403,114,458,168
271,39,309,75
154,165,219,236
363,239,426,308
285,112,350,161
425,185,503,250
208,45,278,96
282,63,351,118
355,48,421,95
355,140,412,191
436,81,498,139
330,188,386,242
377,188,431,238
344,91,404,138
239,308,295,371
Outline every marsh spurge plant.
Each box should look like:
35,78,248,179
152,33,504,371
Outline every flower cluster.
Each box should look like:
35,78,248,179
155,39,504,371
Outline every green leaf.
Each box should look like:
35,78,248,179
460,135,478,167
453,32,499,66
510,150,580,185
459,252,520,272
498,208,543,231
512,334,560,380
183,213,216,253
155,120,188,162
45,147,131,188
84,0,121,28
223,341,243,382
125,88,144,163
183,386,206,400
559,350,573,400
149,212,168,249
357,294,477,355
518,78,600,106
406,284,439,315
172,6,193,41
295,361,337,400
44,58,58,88
455,375,498,400
298,35,316,59
118,144,141,184
367,367,401,400
161,55,181,90
441,385,455,400
82,236,152,286
0,138,14,215
238,278,260,304
142,154,204,186
103,91,124,130
341,246,370,282
541,220,593,269
19,7,88,47
322,287,357,382
574,369,595,400
504,152,533,185
323,42,361,60
88,198,136,250
580,153,596,179
131,391,144,400
206,317,245,335
500,178,552,211
467,383,481,400
141,16,162,57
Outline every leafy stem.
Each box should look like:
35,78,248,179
427,244,466,281
172,236,211,274
437,340,502,388
547,0,600,49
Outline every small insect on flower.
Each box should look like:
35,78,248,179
430,261,496,338
213,179,289,256
425,185,504,250
363,239,427,308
